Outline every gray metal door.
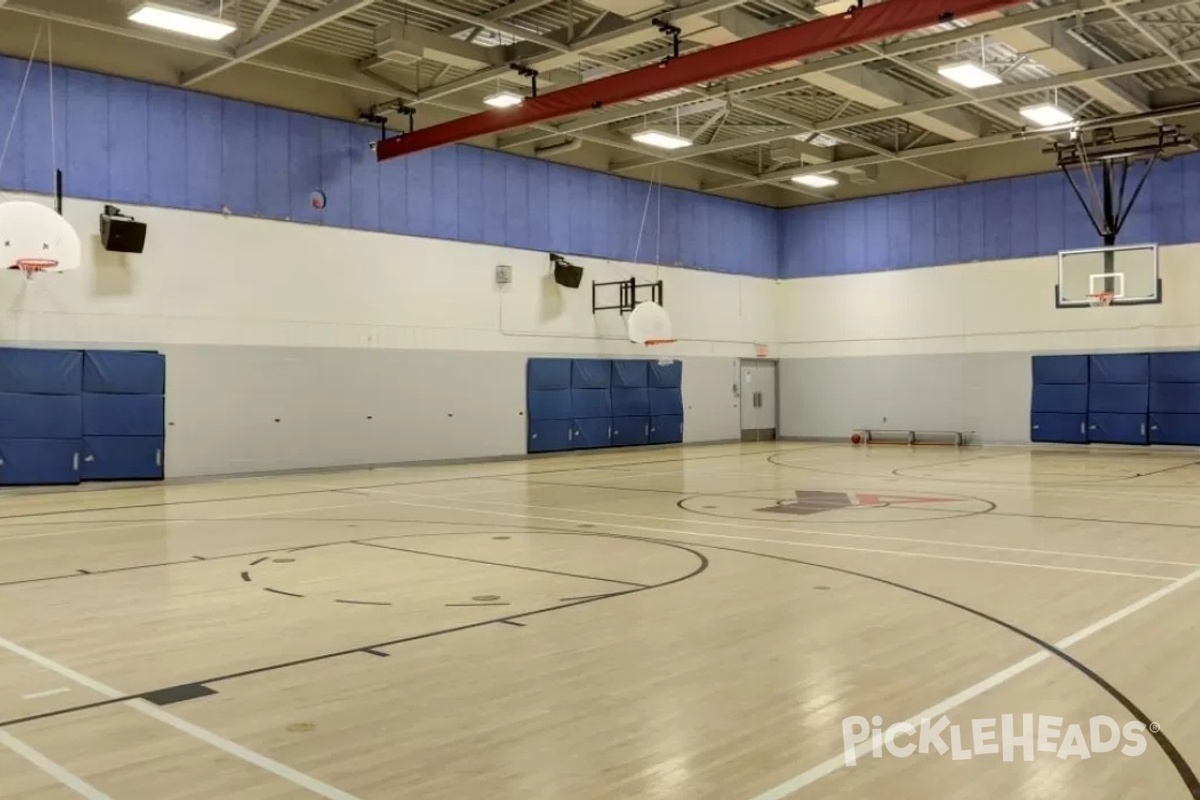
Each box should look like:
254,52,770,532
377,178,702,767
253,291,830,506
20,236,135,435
740,360,777,441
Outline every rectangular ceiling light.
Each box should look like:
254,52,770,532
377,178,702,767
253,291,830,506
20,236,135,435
484,91,524,108
1020,102,1074,127
937,61,1002,88
128,3,237,40
631,129,692,150
792,174,839,188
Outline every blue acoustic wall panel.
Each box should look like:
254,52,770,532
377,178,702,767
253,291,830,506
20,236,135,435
0,439,80,485
528,420,572,453
571,388,612,419
82,394,165,437
0,394,82,439
572,418,611,449
528,359,571,390
649,387,685,417
612,417,650,447
571,359,612,389
1149,413,1200,446
527,389,572,421
649,415,684,445
1032,355,1088,385
1088,413,1147,445
83,437,164,481
83,351,165,394
1090,354,1149,384
1150,383,1200,414
1031,413,1088,443
1150,352,1200,383
1088,383,1149,414
1031,383,1088,414
612,387,650,417
648,360,683,389
612,360,648,388
0,348,82,394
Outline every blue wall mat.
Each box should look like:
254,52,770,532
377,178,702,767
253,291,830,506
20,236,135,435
648,360,683,388
611,416,650,447
527,359,571,390
1031,355,1088,385
649,415,684,445
83,351,165,394
612,387,650,417
82,394,165,437
649,387,684,416
83,436,164,481
1031,383,1088,414
1150,351,1200,383
1150,383,1200,414
0,348,82,394
612,360,648,388
572,418,611,449
0,439,80,486
528,420,572,453
1088,413,1147,445
0,394,82,439
1030,412,1087,443
571,359,612,389
1088,383,1149,414
1149,413,1200,446
526,389,572,421
1089,353,1149,384
571,388,612,419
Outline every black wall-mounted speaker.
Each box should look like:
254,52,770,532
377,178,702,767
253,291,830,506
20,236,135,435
100,217,147,254
553,261,583,288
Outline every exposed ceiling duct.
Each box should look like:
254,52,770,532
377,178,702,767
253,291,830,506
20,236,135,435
374,0,1034,162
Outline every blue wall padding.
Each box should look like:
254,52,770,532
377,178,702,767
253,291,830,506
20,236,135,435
649,387,684,416
1089,353,1149,384
82,394,165,436
0,394,83,439
1088,413,1147,445
648,360,683,388
611,416,649,446
0,439,80,485
1089,383,1149,414
649,415,684,444
1149,414,1200,445
612,387,650,417
0,348,82,394
527,389,572,421
83,350,165,394
572,418,611,449
1150,383,1200,414
571,359,612,389
82,436,164,480
612,360,648,388
527,359,571,390
571,388,612,419
1030,413,1087,443
1032,355,1088,385
1150,352,1200,383
528,420,572,453
1031,383,1088,414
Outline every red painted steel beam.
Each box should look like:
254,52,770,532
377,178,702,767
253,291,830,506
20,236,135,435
375,0,1030,161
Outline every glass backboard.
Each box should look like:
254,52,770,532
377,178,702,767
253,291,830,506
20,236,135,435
1057,244,1160,307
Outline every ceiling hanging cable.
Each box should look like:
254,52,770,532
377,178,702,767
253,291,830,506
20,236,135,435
0,25,44,201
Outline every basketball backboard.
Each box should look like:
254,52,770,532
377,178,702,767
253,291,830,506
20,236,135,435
1056,244,1159,307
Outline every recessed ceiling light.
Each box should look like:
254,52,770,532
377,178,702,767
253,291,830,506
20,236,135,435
792,174,839,188
1020,102,1075,127
484,91,524,108
127,2,237,41
937,61,1002,88
631,129,692,150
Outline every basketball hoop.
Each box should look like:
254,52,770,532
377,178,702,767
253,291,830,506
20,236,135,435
627,300,675,346
643,338,677,347
1088,291,1115,307
10,258,58,280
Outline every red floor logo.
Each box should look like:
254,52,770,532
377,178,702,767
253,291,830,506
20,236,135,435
679,489,992,523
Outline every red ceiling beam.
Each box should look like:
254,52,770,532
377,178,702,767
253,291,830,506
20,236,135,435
375,0,1029,161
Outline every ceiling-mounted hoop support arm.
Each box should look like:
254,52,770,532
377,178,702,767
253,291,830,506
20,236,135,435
651,18,682,65
511,63,539,98
592,277,663,314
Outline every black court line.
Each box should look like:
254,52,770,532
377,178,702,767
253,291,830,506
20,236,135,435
263,587,304,598
335,599,392,606
497,620,525,627
361,648,390,657
249,557,268,566
141,684,217,706
240,571,252,582
445,602,510,607
560,593,621,602
353,540,650,588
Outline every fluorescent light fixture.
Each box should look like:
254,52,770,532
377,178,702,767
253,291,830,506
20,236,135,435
937,61,1001,88
631,129,692,150
792,174,839,188
484,91,524,108
128,2,237,40
814,0,853,15
1020,102,1074,127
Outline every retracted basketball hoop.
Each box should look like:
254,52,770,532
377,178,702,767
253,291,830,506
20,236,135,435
592,277,676,346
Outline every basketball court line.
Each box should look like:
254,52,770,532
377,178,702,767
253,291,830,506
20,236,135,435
748,563,1200,800
0,729,111,799
0,635,361,800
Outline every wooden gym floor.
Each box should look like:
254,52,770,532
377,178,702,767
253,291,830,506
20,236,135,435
1,442,1199,799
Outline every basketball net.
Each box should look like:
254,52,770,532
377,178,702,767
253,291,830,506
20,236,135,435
1088,291,1114,307
11,259,56,280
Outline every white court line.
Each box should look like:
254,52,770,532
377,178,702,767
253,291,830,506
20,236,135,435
749,564,1200,800
0,635,360,800
375,496,1177,581
22,687,70,700
0,729,111,799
